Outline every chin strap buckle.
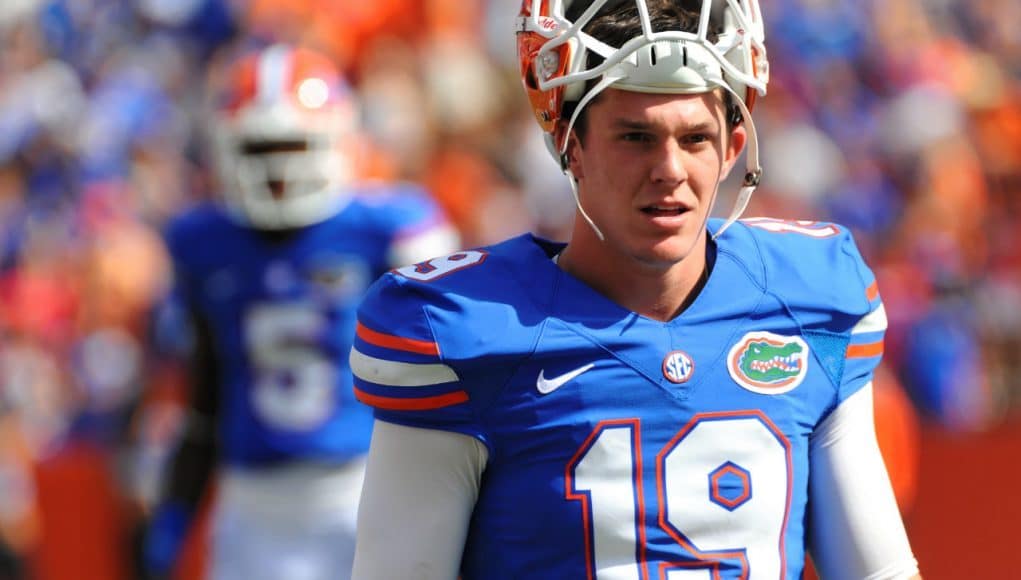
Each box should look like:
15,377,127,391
743,169,762,187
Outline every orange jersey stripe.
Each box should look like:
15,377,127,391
847,340,884,359
356,322,439,356
354,386,468,411
865,281,880,302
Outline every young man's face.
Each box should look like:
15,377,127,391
566,88,746,269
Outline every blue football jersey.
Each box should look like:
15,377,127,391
350,218,886,579
165,183,452,467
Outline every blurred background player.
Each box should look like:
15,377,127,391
142,43,459,580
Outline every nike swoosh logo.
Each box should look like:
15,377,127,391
536,363,595,394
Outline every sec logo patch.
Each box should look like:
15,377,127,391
662,350,695,384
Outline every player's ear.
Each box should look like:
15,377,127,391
720,121,747,182
557,122,584,180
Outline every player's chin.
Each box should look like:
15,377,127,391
632,235,698,268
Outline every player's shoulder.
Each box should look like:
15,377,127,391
365,234,554,307
340,180,459,265
346,180,443,222
357,233,557,348
350,179,432,201
163,201,237,256
351,234,553,426
351,235,556,434
716,217,879,324
164,200,229,233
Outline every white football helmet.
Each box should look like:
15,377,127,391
210,44,357,230
516,0,770,236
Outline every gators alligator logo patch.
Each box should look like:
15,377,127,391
727,331,809,394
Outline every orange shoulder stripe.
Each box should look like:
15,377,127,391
847,340,884,359
356,321,439,356
354,386,468,411
865,281,880,302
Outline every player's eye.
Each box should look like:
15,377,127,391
683,133,715,147
620,132,654,143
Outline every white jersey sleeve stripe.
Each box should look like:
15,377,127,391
851,303,888,335
350,347,459,387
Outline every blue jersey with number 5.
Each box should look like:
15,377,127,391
350,218,886,579
165,184,452,467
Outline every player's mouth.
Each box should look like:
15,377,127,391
638,202,696,230
641,205,688,217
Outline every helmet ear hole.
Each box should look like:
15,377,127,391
524,64,540,90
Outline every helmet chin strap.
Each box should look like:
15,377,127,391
565,168,606,241
559,72,626,243
711,81,761,240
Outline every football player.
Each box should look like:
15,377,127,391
143,43,459,580
350,1,921,579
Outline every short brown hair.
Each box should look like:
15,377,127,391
562,0,739,140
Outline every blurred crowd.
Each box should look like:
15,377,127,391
0,0,1017,578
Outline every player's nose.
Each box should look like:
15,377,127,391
649,139,688,185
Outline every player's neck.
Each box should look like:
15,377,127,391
558,233,710,323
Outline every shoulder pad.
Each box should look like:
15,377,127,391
721,218,886,399
723,218,878,329
163,203,232,263
351,236,553,432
